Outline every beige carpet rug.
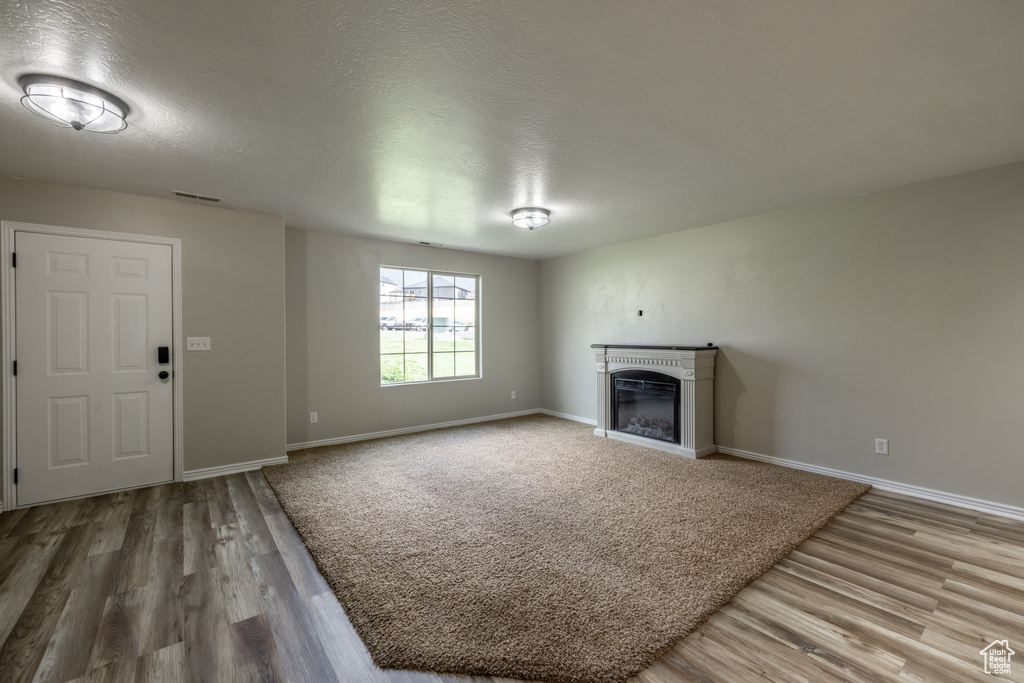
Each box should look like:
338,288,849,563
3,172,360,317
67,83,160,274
263,415,869,683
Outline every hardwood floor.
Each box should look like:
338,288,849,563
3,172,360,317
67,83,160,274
0,474,1021,682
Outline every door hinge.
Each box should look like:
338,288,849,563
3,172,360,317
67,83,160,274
12,361,16,376
13,468,17,485
11,252,15,268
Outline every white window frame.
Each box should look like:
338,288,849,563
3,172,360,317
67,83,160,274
379,266,480,385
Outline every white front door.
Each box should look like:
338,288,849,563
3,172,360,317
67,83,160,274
15,231,174,506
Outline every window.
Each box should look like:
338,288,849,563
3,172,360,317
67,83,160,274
379,267,479,384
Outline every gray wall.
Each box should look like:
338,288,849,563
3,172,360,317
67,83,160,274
0,177,287,490
540,161,1024,507
7,162,1021,510
286,228,541,445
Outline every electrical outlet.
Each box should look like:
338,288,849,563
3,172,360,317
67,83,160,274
310,412,318,424
186,337,211,351
511,391,516,399
875,438,889,455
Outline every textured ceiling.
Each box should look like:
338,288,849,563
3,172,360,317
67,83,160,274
1,1,1023,259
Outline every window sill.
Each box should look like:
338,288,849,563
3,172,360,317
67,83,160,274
380,375,481,388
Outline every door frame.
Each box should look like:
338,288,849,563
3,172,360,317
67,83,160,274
1,221,185,510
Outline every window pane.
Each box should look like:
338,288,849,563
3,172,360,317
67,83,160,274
455,352,476,376
406,354,428,382
405,328,427,353
381,268,404,299
455,276,475,299
432,274,455,299
403,270,427,294
433,353,455,378
432,297,454,328
380,328,404,354
380,355,405,384
380,268,404,339
456,327,475,351
455,299,475,327
433,327,455,352
404,296,427,331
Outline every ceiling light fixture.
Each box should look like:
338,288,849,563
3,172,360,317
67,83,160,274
19,74,129,133
510,207,550,230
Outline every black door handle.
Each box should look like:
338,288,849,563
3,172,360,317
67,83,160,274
159,371,170,380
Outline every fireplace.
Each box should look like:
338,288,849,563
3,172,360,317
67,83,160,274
592,344,717,458
611,370,680,444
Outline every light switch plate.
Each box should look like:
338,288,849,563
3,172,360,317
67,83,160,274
187,337,211,351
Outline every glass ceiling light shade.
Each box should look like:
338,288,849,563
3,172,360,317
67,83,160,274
19,74,129,133
510,207,550,230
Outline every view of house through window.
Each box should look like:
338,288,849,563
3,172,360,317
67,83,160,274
379,267,479,384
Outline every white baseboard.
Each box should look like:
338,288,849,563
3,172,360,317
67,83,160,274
715,445,1024,523
287,409,544,452
539,409,597,425
182,455,290,482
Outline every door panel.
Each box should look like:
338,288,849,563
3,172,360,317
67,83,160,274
111,257,148,279
112,294,148,371
16,231,174,505
50,291,89,373
48,251,89,276
49,395,90,466
113,391,149,459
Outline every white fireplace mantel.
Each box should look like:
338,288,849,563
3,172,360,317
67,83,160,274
592,344,717,459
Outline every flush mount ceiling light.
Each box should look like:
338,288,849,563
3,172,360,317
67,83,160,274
510,207,550,230
19,74,129,133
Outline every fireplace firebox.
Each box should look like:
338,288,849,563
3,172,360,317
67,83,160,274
611,370,680,444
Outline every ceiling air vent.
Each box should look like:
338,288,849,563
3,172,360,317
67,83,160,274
172,190,221,203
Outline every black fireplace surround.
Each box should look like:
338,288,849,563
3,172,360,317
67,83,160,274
610,369,681,445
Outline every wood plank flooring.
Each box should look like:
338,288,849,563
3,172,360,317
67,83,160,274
0,474,1021,682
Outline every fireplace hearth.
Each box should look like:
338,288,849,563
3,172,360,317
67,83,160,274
592,344,717,458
